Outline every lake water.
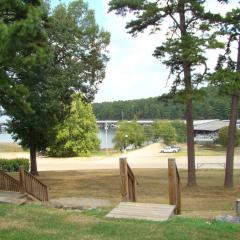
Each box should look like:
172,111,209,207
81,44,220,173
0,128,117,149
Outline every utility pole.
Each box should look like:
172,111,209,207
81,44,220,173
104,122,108,155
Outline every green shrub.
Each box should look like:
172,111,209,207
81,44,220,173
0,158,29,172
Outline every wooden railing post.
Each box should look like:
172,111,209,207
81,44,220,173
19,165,26,194
119,157,129,201
168,158,181,214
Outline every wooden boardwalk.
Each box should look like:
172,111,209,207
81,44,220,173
106,202,175,222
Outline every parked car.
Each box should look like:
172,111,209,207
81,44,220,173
160,146,180,153
170,145,181,151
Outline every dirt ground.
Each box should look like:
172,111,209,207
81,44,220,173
1,143,240,171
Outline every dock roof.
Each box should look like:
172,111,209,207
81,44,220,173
194,120,228,132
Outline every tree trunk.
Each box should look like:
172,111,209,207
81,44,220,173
30,137,38,176
186,99,196,186
224,36,240,187
224,94,239,187
179,2,196,186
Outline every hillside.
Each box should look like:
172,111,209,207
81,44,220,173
93,86,233,120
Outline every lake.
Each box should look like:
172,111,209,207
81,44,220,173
0,128,117,149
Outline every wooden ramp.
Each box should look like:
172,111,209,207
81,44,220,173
106,202,175,222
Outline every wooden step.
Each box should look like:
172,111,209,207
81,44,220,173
0,191,28,205
106,202,175,222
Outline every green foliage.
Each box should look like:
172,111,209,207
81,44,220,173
113,121,145,149
0,158,29,172
0,0,48,113
218,126,240,147
171,120,187,143
93,86,232,120
5,0,110,172
47,0,110,101
153,121,176,145
208,6,240,95
47,96,99,157
143,125,154,142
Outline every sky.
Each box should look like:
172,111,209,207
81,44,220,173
51,0,239,103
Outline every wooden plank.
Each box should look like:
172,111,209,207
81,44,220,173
106,202,175,222
119,158,129,201
168,158,181,214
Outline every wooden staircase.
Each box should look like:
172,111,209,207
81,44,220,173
0,166,48,202
107,157,181,222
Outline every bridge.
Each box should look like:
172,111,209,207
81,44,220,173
96,120,154,129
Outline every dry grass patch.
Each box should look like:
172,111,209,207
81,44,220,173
37,169,240,218
0,143,24,152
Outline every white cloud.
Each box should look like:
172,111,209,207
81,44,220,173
95,0,169,102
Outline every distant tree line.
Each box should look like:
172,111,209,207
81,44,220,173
113,120,186,150
93,86,234,120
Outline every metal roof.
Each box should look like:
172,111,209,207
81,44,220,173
194,120,229,132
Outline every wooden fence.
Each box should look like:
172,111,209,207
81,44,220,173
19,166,48,202
168,158,181,214
119,157,137,202
0,171,23,192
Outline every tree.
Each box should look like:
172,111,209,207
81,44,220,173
47,96,99,157
218,126,240,148
208,6,240,187
171,120,186,143
109,0,222,186
0,0,48,113
113,121,145,150
144,125,154,143
153,121,176,145
7,0,110,175
92,86,232,120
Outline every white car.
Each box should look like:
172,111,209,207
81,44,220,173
160,146,180,153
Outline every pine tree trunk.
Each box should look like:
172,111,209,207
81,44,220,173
179,1,197,186
30,137,38,176
224,36,240,187
224,94,239,187
186,99,196,186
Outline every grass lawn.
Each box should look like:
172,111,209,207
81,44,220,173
31,169,240,218
0,204,239,240
3,169,240,239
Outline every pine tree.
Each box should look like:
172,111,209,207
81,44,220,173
209,6,240,187
109,0,223,186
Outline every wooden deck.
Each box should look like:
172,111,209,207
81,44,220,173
106,202,175,222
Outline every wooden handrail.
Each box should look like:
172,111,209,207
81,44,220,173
0,171,23,193
168,158,181,214
0,168,48,202
19,166,48,202
119,157,137,202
